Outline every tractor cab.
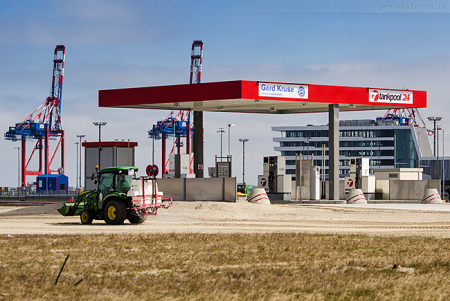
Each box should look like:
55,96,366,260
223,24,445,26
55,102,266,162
96,166,137,195
94,166,137,210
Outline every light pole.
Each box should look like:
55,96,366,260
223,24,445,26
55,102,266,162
14,147,20,188
443,128,446,199
438,125,444,196
93,122,107,142
428,116,442,157
227,123,235,157
75,142,79,189
76,134,85,189
239,138,249,184
14,146,20,200
437,125,442,182
306,137,311,155
217,127,225,157
93,122,107,170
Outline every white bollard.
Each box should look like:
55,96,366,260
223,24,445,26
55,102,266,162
346,189,367,204
247,188,271,205
421,188,443,204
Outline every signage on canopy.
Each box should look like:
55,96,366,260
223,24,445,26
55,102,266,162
369,89,413,104
258,82,308,99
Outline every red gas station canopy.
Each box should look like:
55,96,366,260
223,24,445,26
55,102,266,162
99,80,426,113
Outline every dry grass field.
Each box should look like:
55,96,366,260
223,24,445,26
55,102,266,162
1,233,450,300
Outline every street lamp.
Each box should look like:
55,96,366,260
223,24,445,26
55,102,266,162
93,122,107,170
437,125,444,196
227,123,235,157
442,128,446,199
305,137,311,155
217,127,225,157
428,116,442,157
239,138,249,184
75,142,79,189
76,134,85,189
14,147,20,188
93,122,107,142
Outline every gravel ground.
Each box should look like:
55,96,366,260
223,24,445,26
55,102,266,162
1,201,450,236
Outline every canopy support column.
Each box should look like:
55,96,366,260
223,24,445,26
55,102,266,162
329,104,339,200
193,111,204,178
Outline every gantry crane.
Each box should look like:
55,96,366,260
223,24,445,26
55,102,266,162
376,107,432,169
148,40,203,176
148,111,192,175
377,108,429,128
5,45,66,187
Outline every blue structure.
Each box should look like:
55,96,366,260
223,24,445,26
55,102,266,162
148,117,190,140
148,113,193,175
4,121,48,141
376,114,410,126
36,174,68,192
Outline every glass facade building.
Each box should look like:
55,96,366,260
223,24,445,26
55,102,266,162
272,119,434,180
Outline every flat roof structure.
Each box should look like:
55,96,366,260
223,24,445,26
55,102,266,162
98,80,427,200
99,80,426,113
82,141,138,148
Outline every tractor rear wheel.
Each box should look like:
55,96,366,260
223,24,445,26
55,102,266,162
128,213,147,224
80,209,94,225
104,200,126,225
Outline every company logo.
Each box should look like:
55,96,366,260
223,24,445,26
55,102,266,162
347,178,354,188
371,90,379,101
259,82,308,99
298,87,306,97
369,89,413,104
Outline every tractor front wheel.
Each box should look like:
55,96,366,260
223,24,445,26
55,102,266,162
104,200,126,225
80,209,94,225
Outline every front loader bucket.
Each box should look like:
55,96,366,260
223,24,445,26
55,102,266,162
57,203,74,216
57,202,85,216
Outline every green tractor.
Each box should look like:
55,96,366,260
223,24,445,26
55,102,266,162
58,165,172,225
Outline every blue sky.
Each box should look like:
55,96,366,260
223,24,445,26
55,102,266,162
1,0,450,187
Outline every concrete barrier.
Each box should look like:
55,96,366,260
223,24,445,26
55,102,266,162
157,177,237,202
388,180,440,200
346,189,367,204
247,188,271,204
323,180,346,200
421,188,443,204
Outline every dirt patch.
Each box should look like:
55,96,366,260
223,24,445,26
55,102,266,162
1,201,450,236
0,203,63,216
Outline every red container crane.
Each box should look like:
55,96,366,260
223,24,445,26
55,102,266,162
4,45,66,187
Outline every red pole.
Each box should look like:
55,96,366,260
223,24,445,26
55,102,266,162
38,139,43,174
186,121,191,173
45,125,49,174
61,131,65,174
162,133,166,176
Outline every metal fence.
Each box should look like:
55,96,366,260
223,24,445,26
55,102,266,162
0,189,78,200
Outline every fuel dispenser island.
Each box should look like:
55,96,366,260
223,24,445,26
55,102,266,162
344,157,375,199
258,156,291,201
